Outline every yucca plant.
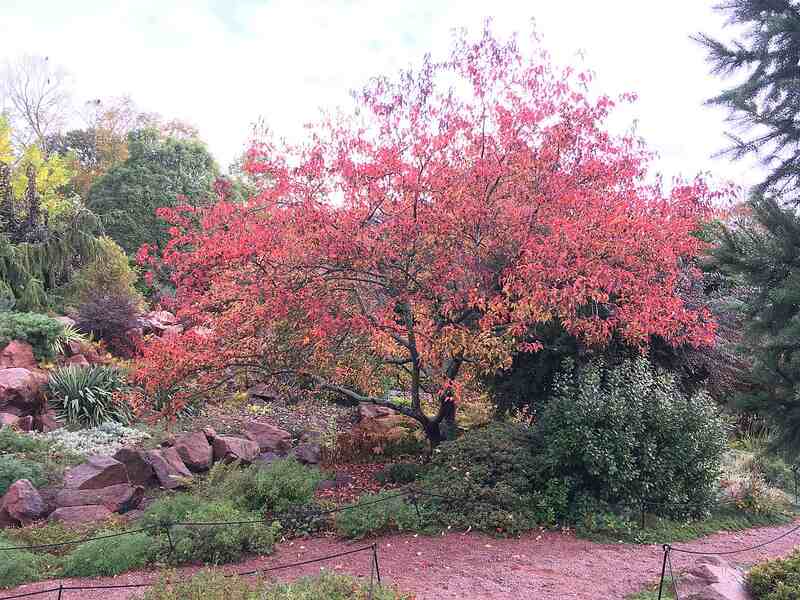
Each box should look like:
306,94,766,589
49,323,90,357
47,365,132,427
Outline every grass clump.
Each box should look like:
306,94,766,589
201,458,321,514
47,364,132,427
61,530,159,577
140,492,207,528
170,500,280,565
335,491,420,539
140,571,410,600
0,533,47,589
0,455,46,495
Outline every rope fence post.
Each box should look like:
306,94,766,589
163,523,175,555
372,543,381,585
657,544,670,600
56,585,62,600
793,465,798,505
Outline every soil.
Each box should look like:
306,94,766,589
5,519,800,600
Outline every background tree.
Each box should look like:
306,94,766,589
133,27,721,445
699,1,800,454
87,128,218,255
0,55,72,151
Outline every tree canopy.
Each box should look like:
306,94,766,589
132,28,722,444
87,128,218,255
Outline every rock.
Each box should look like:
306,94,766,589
55,484,144,513
0,368,44,415
253,452,282,467
291,442,321,465
15,415,34,431
113,448,157,487
54,316,76,329
149,310,177,325
187,325,213,339
49,505,113,524
120,508,144,523
64,456,129,490
247,383,277,402
174,431,213,472
300,430,322,444
212,435,260,463
243,421,291,454
161,324,184,339
64,354,90,367
146,447,192,489
201,427,218,442
679,556,750,600
34,410,62,433
0,412,19,428
0,341,37,370
358,403,395,421
139,311,178,335
0,479,45,526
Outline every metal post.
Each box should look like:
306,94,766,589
657,545,670,600
372,543,381,585
164,523,175,555
57,584,63,600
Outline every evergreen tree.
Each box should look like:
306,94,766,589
694,0,800,201
699,1,800,453
87,128,218,254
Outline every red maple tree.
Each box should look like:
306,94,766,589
134,27,721,445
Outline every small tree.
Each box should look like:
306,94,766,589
134,27,720,445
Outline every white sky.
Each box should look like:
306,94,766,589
0,0,762,190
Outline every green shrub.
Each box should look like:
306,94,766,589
749,549,800,599
536,358,727,518
755,453,795,491
262,572,412,599
0,426,48,454
140,571,409,600
0,311,63,360
140,493,207,528
0,456,45,495
375,462,424,485
335,491,419,539
0,533,46,588
67,236,142,306
3,520,120,556
170,500,280,565
47,364,132,426
61,531,159,577
202,459,321,514
419,422,543,534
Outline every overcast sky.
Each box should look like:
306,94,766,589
0,1,760,190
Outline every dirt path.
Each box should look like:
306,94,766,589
4,521,800,600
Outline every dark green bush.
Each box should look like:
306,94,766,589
335,491,420,539
375,463,424,485
0,455,45,495
170,500,280,565
60,531,159,577
140,571,410,600
419,422,544,534
201,459,321,514
47,364,132,427
0,533,46,589
755,453,795,491
0,311,63,360
748,549,800,599
140,493,207,528
536,358,727,518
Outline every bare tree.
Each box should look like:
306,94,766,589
1,55,72,151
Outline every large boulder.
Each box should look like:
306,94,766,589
173,431,213,472
113,448,157,487
0,341,37,370
0,368,44,415
146,447,192,489
55,484,144,513
291,442,321,465
63,456,129,490
358,403,395,421
678,556,749,600
138,311,178,336
34,410,62,433
0,412,19,428
49,505,113,524
247,383,277,403
0,479,45,526
212,435,259,464
243,421,291,454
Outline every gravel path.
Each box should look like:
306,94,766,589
4,520,800,600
